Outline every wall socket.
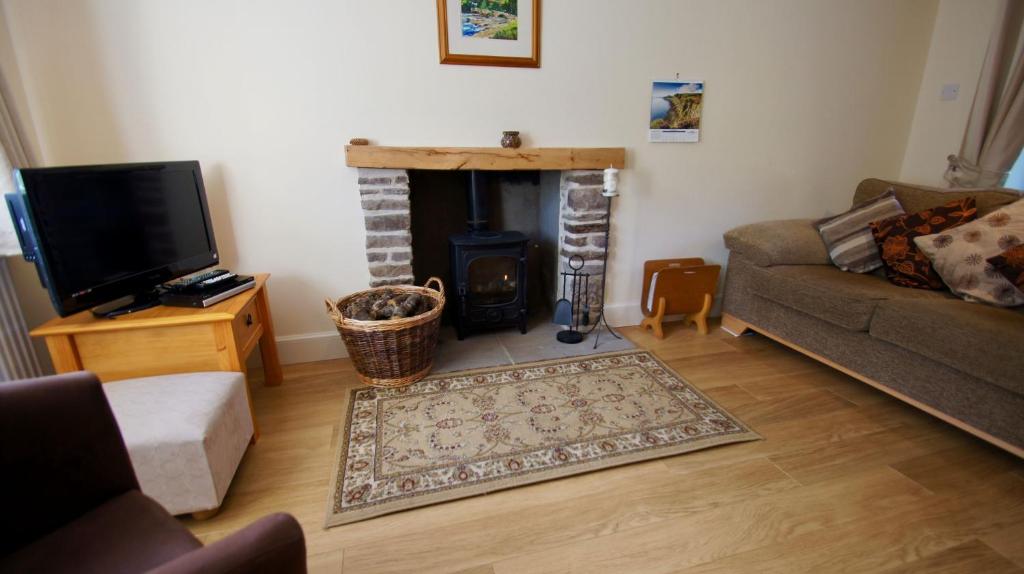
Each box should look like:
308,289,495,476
941,83,960,101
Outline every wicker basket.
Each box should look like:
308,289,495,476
325,277,445,388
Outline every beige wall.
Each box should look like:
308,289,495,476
0,0,939,363
900,0,1002,186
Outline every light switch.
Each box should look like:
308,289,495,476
941,83,960,101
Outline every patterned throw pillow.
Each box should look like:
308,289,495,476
987,245,1024,291
869,197,977,289
815,190,905,273
914,199,1024,307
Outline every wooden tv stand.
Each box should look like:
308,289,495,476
30,273,282,440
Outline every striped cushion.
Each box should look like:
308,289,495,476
815,190,905,273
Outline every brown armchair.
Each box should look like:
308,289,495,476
0,372,306,574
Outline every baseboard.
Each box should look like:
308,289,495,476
275,331,348,365
602,302,644,327
603,294,724,328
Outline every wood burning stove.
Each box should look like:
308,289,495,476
449,172,529,340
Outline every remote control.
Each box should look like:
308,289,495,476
201,272,236,286
167,269,229,290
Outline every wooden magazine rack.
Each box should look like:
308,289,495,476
640,258,721,338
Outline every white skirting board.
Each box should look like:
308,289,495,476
265,295,724,366
247,331,349,367
603,295,723,330
601,302,644,329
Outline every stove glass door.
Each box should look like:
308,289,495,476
467,255,518,306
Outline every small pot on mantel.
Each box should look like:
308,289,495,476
500,131,522,149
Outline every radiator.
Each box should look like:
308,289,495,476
0,261,42,381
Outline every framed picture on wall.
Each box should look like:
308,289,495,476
436,0,540,68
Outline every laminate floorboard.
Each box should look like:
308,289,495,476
183,319,1024,573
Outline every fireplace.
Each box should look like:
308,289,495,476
449,172,529,339
351,148,621,334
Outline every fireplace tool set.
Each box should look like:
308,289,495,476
553,255,588,344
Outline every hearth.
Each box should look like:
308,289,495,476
449,172,528,339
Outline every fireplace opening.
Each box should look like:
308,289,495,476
408,169,560,337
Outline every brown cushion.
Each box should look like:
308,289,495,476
852,178,1022,217
722,219,830,267
870,197,977,289
914,199,1024,307
987,245,1024,290
757,264,952,331
815,190,905,273
0,491,201,574
869,298,1024,395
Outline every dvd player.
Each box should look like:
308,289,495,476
160,274,256,308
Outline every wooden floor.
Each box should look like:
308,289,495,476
185,320,1024,573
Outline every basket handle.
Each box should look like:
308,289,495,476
325,298,344,322
424,276,444,293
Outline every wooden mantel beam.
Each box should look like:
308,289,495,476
345,145,625,171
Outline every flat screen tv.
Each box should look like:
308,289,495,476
6,161,219,317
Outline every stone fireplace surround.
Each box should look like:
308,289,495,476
357,167,611,311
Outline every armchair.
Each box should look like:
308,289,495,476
0,372,306,574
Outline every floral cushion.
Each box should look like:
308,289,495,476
869,198,976,289
914,199,1024,307
987,245,1024,291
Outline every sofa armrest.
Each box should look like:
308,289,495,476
723,219,830,266
148,513,306,574
0,371,139,556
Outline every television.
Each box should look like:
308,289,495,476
6,161,219,317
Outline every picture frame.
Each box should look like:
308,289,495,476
436,0,541,68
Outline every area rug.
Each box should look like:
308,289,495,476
325,350,759,526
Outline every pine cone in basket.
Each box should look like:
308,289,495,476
345,289,433,321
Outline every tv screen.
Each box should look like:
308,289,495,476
9,161,218,316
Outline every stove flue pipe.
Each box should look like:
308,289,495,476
466,170,489,232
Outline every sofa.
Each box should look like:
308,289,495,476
0,372,307,574
721,178,1024,457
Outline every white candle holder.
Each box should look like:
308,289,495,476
602,166,619,197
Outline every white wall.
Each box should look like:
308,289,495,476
900,0,1002,185
0,0,940,363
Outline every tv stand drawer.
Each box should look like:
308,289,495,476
232,297,263,354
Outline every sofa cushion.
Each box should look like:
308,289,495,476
870,298,1024,395
757,265,953,332
870,197,977,289
723,219,830,267
914,199,1024,307
815,190,905,273
852,178,1021,217
0,490,201,574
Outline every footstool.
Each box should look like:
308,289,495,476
102,372,254,518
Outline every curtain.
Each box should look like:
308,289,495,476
0,141,21,256
0,68,42,380
945,0,1024,188
0,64,34,256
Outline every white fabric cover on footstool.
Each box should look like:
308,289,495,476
102,372,254,516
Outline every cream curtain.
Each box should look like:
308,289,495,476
0,66,33,256
0,143,21,256
0,68,42,380
945,0,1024,188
